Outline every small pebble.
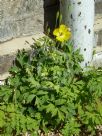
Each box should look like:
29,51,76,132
0,80,4,85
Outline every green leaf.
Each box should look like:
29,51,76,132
55,99,66,106
0,110,5,127
26,94,36,103
37,90,48,96
57,110,65,121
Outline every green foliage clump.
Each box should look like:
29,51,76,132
0,36,102,136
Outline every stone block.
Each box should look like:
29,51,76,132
92,52,102,68
95,1,102,14
0,54,15,74
0,0,44,42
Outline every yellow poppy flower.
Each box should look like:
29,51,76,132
53,24,71,42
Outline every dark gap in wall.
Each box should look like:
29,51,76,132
44,0,60,35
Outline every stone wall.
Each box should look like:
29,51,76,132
0,0,101,43
95,1,102,14
0,0,102,77
0,0,44,42
95,1,102,46
0,0,59,76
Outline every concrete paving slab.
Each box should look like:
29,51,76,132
0,33,44,56
92,52,102,68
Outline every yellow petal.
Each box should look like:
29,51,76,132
56,36,64,42
53,28,59,36
53,24,71,42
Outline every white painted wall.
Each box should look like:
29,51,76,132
60,0,95,67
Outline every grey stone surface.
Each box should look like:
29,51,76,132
95,1,102,47
95,1,102,14
0,0,44,42
0,54,15,74
92,52,102,68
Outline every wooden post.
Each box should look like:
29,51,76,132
60,0,95,67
